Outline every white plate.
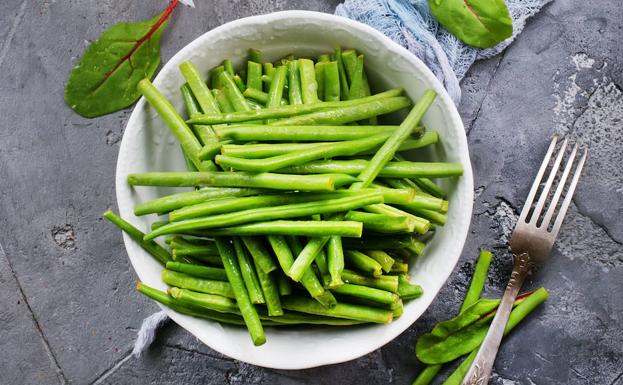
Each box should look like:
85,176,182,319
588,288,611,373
116,10,473,369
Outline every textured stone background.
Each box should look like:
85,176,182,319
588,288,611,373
0,1,621,384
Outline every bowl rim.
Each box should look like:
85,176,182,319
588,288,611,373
116,9,473,369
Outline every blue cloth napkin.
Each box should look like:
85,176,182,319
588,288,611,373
335,0,552,103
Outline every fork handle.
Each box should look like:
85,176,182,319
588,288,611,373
460,252,533,385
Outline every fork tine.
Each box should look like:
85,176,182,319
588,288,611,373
529,139,568,225
540,144,578,229
517,136,559,223
550,149,588,238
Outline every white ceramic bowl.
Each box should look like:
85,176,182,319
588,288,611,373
116,10,473,369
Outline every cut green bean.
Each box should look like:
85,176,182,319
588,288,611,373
332,283,400,307
248,48,262,63
196,220,363,238
341,269,399,293
128,171,357,191
169,239,219,256
342,235,414,250
390,261,409,274
169,287,238,313
315,61,325,102
398,275,423,300
345,250,382,277
233,74,245,92
162,269,234,298
219,71,252,112
288,237,330,282
334,47,350,100
413,177,446,199
180,84,213,145
279,160,463,179
277,273,293,296
323,61,341,101
241,236,278,273
223,131,437,159
460,250,494,313
299,58,319,104
255,263,283,316
186,88,404,124
287,60,303,105
282,296,392,324
233,238,265,304
137,79,215,171
327,236,345,288
347,54,364,100
215,124,401,141
247,61,263,91
209,65,225,89
216,134,390,173
103,211,171,265
215,237,265,345
345,211,415,234
364,250,396,273
365,203,430,234
146,192,382,239
268,235,336,307
179,61,220,114
267,65,287,109
212,88,235,113
165,262,227,281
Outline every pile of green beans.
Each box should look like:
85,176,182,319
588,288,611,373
107,48,464,346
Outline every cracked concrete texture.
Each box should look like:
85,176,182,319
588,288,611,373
0,0,621,384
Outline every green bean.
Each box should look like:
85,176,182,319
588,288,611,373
219,71,252,112
169,287,237,313
222,59,234,76
179,61,220,114
197,220,363,238
334,47,350,100
417,288,549,364
327,236,345,288
215,238,265,345
215,124,401,141
369,184,417,205
279,160,463,179
282,296,393,324
405,207,448,225
345,250,382,277
255,264,283,316
287,60,303,105
233,75,245,92
216,134,390,173
248,48,262,64
169,239,219,256
365,203,430,234
241,236,278,273
137,79,215,171
273,97,410,126
398,275,423,300
363,250,396,273
351,89,437,190
347,54,365,100
103,211,171,265
390,261,409,274
343,50,372,110
460,250,494,312
315,61,325,101
267,65,287,109
412,365,442,385
166,262,227,281
145,192,383,239
162,269,234,299
277,273,293,296
332,283,399,307
186,88,403,124
222,131,437,159
298,59,319,104
323,61,341,101
288,237,330,282
268,235,337,307
232,238,265,304
174,251,222,266
137,282,247,325
212,88,235,113
128,171,358,191
134,188,261,216
209,65,225,89
180,84,213,145
345,211,415,234
341,235,412,250
413,177,446,199
341,269,399,293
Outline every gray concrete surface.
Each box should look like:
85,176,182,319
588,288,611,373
0,1,621,384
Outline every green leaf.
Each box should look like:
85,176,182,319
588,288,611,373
64,6,176,118
428,0,513,49
416,298,499,364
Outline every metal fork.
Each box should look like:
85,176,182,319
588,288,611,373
461,136,587,385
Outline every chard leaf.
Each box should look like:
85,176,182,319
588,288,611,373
64,1,178,118
428,0,513,49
